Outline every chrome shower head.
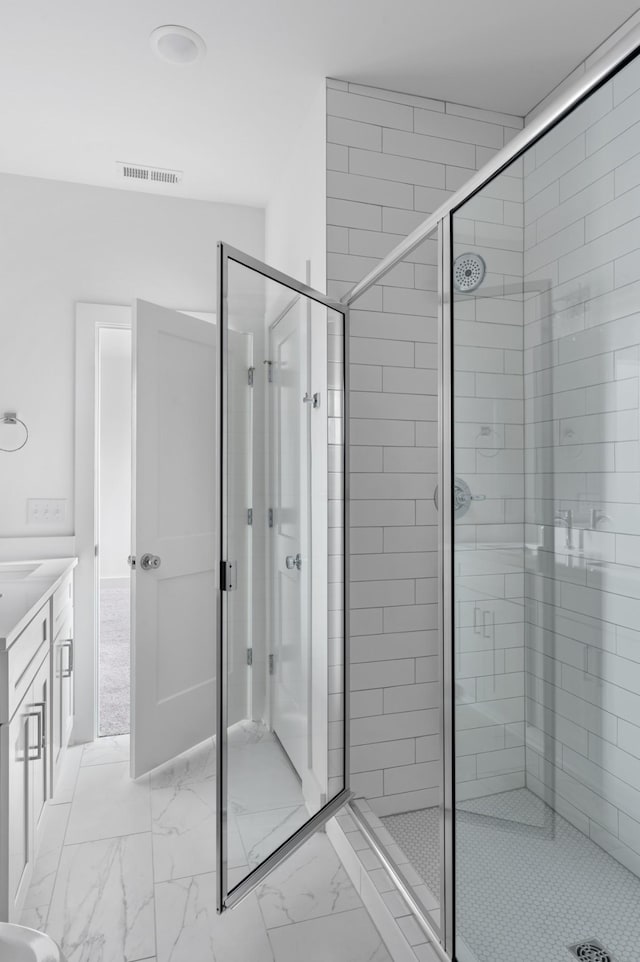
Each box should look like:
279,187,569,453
453,252,486,293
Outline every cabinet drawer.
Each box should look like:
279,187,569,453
52,573,73,637
3,605,50,725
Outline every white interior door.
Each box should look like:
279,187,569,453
269,303,310,779
131,300,218,777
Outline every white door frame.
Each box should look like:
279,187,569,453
75,302,131,744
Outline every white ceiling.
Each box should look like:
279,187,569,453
1,0,639,207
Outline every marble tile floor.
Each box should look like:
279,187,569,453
20,733,394,962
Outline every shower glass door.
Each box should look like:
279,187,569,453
450,49,640,962
216,243,349,913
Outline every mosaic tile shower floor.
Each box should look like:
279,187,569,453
382,788,640,962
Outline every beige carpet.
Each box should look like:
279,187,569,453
99,580,130,736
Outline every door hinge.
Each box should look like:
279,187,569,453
246,648,253,666
248,366,255,387
220,560,236,591
268,653,275,675
247,508,253,526
95,544,99,557
268,508,274,528
264,359,273,382
127,554,136,569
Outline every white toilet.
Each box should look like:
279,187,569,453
0,923,66,962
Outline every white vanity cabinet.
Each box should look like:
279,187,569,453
4,651,50,920
0,602,51,922
4,690,30,920
0,558,76,922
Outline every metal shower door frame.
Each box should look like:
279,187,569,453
440,214,455,958
216,241,351,914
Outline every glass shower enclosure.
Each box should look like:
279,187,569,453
342,24,640,962
213,24,640,961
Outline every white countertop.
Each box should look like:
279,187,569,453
0,558,77,649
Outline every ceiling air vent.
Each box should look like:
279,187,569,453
116,162,183,185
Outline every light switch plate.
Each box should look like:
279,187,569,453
27,499,67,524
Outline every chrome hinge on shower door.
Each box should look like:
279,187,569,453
246,648,253,666
220,560,236,591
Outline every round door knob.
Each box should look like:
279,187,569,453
140,553,161,570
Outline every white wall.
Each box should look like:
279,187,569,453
266,82,327,289
526,9,640,124
325,77,525,815
98,328,131,580
0,172,264,540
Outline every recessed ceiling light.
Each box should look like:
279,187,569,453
150,25,206,64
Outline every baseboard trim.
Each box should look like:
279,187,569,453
99,576,130,590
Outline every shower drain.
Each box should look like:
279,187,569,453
568,939,615,962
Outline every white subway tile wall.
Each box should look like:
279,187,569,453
326,78,524,815
523,52,640,876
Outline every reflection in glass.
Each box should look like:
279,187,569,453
220,254,346,904
452,51,640,962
